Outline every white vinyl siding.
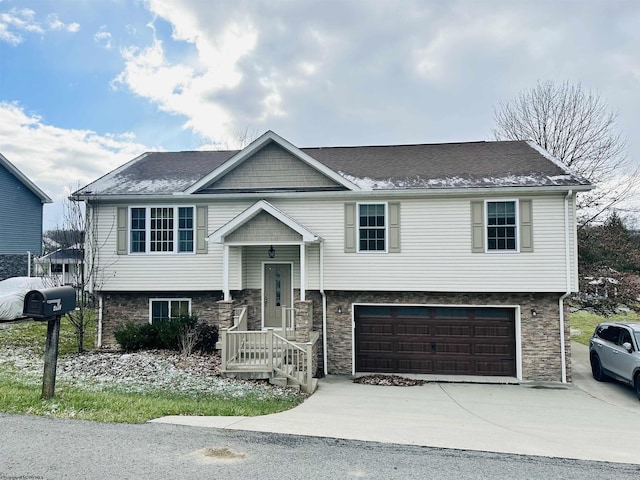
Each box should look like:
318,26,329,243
91,194,578,293
93,204,223,291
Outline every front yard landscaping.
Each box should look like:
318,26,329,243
0,318,305,423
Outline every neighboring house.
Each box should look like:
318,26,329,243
72,131,591,386
34,247,84,286
0,153,52,281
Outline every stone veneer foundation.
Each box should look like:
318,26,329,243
0,254,28,281
97,289,570,382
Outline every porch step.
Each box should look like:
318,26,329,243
269,375,318,393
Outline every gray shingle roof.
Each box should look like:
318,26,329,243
74,139,590,196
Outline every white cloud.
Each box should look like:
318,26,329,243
113,0,259,146
94,25,112,49
0,102,152,228
0,7,79,45
47,13,80,33
0,8,43,45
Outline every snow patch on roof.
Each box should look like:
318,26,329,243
79,175,199,195
525,141,586,179
339,172,581,190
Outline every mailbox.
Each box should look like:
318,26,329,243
23,286,77,320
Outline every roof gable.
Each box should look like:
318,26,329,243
197,142,346,193
210,200,321,243
185,131,360,194
0,153,52,203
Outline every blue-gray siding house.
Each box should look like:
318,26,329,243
0,153,52,280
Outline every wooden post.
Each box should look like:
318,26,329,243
267,329,274,370
220,328,228,371
41,315,61,400
306,342,313,394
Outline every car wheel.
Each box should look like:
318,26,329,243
635,375,640,401
590,354,608,382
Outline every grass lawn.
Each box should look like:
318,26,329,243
0,317,305,423
570,310,640,346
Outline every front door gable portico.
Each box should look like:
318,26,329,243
209,200,322,302
209,200,321,244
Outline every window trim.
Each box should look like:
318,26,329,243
485,199,520,253
148,298,192,325
128,205,196,255
356,202,388,253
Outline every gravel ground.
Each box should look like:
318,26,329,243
0,343,301,399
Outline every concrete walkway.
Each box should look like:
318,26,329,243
152,342,640,464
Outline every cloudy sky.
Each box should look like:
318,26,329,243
1,0,639,229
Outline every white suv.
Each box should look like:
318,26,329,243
589,322,640,400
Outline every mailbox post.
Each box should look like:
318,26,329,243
23,286,77,400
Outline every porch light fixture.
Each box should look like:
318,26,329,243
531,308,537,317
336,305,343,314
268,245,275,258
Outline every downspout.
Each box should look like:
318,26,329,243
97,294,103,348
320,241,328,376
559,189,573,384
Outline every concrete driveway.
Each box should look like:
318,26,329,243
153,342,640,465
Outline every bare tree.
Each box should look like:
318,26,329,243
51,194,115,352
493,80,637,225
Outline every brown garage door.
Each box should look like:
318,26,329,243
355,306,516,376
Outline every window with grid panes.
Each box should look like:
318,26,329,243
129,206,194,254
487,201,517,251
359,203,386,251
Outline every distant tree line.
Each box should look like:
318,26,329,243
576,212,640,314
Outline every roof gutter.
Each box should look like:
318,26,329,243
71,184,593,203
559,189,573,384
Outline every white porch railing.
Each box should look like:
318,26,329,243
220,328,317,393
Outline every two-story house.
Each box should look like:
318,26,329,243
0,153,52,281
72,131,591,387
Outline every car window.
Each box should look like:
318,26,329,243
619,329,634,350
596,325,620,343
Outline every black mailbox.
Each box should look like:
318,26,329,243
23,286,77,320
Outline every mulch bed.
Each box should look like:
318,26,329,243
353,374,427,387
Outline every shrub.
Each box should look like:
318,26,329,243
195,323,219,354
113,315,215,355
156,315,198,350
114,322,160,352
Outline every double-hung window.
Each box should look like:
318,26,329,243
358,203,386,252
149,298,191,324
486,200,517,251
130,206,195,254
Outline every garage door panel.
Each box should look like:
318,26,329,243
434,359,471,374
475,343,512,355
397,359,433,372
397,324,431,336
359,341,394,353
474,325,511,338
435,325,471,337
355,306,516,376
476,361,514,375
359,323,393,335
397,341,431,353
436,342,471,354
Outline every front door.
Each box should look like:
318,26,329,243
263,263,292,328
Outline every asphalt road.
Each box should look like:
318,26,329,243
2,413,640,480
